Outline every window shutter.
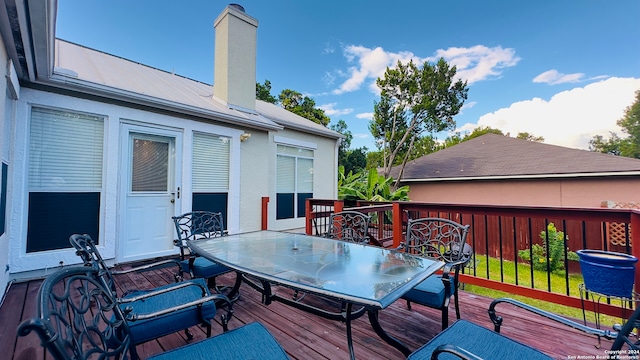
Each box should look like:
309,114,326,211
192,133,230,192
29,108,104,190
276,155,295,192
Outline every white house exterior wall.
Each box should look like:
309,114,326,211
238,129,269,232
0,33,11,297
8,87,244,276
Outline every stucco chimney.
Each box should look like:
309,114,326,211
213,4,258,112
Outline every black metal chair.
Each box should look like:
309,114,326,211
69,234,222,347
17,266,290,360
407,297,639,359
398,217,472,330
325,210,371,244
172,211,241,299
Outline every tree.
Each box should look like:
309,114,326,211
338,166,409,203
589,90,640,158
372,58,469,181
589,132,623,155
330,119,352,152
256,79,278,104
344,147,368,175
279,89,331,126
516,132,544,142
442,127,504,148
617,90,640,158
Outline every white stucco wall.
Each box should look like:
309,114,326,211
0,34,10,298
238,129,270,232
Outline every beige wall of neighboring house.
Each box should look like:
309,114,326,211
407,177,640,208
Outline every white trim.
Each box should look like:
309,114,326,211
273,135,317,150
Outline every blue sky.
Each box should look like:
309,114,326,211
56,1,640,151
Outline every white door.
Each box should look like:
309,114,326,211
119,126,181,262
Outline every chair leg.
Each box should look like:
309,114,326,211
442,307,449,330
454,293,461,319
184,328,194,340
406,299,412,310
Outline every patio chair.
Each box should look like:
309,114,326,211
172,211,241,300
17,265,290,360
399,217,472,330
69,233,221,346
325,210,372,244
407,297,639,359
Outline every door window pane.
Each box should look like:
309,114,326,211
131,138,168,192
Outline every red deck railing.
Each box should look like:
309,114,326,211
302,199,640,318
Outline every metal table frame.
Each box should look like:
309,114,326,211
188,230,444,359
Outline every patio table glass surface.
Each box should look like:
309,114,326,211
187,230,444,309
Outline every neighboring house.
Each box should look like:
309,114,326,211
0,2,341,296
391,133,640,207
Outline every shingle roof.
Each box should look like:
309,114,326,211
51,39,341,139
393,133,640,182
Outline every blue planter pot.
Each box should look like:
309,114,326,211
577,249,637,298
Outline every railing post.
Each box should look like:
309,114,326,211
305,198,313,235
631,211,640,294
261,197,269,230
392,202,403,248
334,200,344,213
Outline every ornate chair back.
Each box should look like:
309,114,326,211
327,210,371,244
404,217,471,262
69,233,118,294
173,211,226,258
17,266,135,360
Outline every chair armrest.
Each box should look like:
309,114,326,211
124,294,233,321
111,259,182,276
432,344,483,360
488,298,617,340
118,280,209,303
124,293,235,331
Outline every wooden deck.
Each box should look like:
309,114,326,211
1,262,615,360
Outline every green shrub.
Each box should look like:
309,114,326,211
518,223,579,273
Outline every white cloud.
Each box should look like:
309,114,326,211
459,77,640,149
356,112,374,120
353,133,369,139
533,70,585,85
319,102,353,116
427,45,520,84
333,44,520,95
333,45,421,95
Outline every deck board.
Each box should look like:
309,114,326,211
1,263,616,360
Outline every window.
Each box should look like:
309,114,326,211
191,133,230,225
27,107,104,252
276,144,313,219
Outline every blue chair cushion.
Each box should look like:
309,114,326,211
408,320,551,360
122,278,217,344
402,275,454,308
181,257,231,279
148,322,289,360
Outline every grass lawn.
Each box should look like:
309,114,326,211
462,255,630,328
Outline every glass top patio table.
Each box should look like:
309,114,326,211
188,230,444,309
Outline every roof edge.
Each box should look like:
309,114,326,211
399,171,640,183
38,74,284,131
